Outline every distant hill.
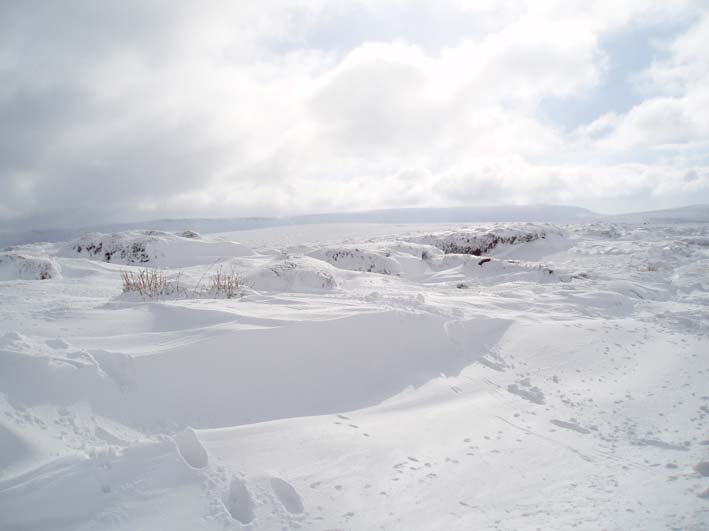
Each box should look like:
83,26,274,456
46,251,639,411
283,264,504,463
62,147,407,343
610,204,709,224
0,217,283,248
292,205,598,224
0,205,599,247
4,204,707,248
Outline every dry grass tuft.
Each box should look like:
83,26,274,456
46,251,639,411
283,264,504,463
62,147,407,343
209,268,241,298
120,269,181,297
120,266,240,299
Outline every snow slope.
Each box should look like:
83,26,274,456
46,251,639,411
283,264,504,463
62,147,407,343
0,222,707,530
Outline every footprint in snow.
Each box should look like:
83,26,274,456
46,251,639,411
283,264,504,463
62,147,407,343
173,427,209,469
633,438,689,451
550,419,591,434
46,337,69,349
694,462,709,476
507,379,545,404
223,477,255,525
270,477,304,514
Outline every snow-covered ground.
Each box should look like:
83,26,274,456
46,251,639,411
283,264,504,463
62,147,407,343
0,221,707,530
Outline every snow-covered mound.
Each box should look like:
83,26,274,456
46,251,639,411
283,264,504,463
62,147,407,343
303,236,566,285
444,256,560,285
0,251,61,280
407,224,555,256
242,256,338,292
671,258,709,314
62,230,253,267
580,222,622,239
308,246,402,275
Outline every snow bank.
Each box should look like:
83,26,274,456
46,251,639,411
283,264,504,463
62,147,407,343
421,255,562,287
62,230,253,267
407,224,555,256
461,257,560,284
303,237,564,285
242,256,338,292
308,246,402,275
0,439,205,531
581,222,622,239
0,313,503,430
674,259,709,291
0,251,61,280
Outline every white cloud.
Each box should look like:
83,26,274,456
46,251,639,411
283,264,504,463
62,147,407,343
0,0,707,227
582,10,709,154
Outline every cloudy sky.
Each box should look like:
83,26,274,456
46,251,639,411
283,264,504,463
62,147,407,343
1,1,708,228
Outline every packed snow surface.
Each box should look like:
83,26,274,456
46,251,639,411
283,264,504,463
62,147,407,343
0,222,707,530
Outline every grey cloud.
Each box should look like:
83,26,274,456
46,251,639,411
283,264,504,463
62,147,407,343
0,1,245,227
1,1,708,229
0,80,234,224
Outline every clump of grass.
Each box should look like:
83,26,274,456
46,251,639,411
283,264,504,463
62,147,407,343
121,266,240,300
209,268,241,298
120,269,181,297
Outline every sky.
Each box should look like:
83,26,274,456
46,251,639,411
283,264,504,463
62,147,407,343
1,0,708,229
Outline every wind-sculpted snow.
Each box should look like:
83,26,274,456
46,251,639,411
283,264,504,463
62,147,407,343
304,235,563,284
0,251,61,280
242,256,338,292
0,313,502,429
63,230,253,267
308,246,402,275
0,222,707,530
580,222,623,239
407,223,557,256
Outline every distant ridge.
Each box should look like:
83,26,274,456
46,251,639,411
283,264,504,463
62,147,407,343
0,205,597,247
292,205,598,224
4,204,707,248
610,204,709,223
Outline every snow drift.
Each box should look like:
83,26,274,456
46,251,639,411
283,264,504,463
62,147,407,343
242,256,338,292
407,224,555,256
0,251,61,280
63,230,253,267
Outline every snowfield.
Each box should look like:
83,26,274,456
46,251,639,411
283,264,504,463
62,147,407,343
0,221,708,530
